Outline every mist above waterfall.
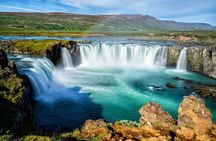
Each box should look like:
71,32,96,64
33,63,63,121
80,43,167,68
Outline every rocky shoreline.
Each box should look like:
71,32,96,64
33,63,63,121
53,95,216,141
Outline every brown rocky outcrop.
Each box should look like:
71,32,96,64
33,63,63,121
71,95,216,141
176,95,214,140
139,102,175,126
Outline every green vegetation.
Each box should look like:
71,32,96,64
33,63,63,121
23,135,52,141
0,67,24,103
152,31,216,45
10,40,70,55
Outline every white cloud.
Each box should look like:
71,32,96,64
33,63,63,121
0,5,38,12
59,0,149,10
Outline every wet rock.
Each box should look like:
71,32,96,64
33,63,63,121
65,41,81,66
0,49,9,67
139,102,175,126
167,46,181,66
192,84,216,101
177,95,213,140
165,83,176,88
45,43,61,65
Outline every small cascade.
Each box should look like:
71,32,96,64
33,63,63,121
18,57,55,98
79,43,167,67
176,48,187,70
61,47,73,68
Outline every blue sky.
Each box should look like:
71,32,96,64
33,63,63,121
0,0,215,25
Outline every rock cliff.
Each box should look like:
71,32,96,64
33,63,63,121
168,45,216,78
0,49,33,134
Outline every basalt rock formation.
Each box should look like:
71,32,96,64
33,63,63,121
67,95,216,141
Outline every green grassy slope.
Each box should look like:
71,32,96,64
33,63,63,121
0,12,215,36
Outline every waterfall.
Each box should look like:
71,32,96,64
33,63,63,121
61,47,73,68
18,57,55,98
80,43,167,67
176,48,187,70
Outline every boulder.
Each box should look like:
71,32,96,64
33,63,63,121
165,83,176,88
80,119,108,139
177,95,213,139
139,102,175,125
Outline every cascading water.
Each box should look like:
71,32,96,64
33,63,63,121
79,43,167,67
18,57,55,98
61,47,73,68
176,48,187,70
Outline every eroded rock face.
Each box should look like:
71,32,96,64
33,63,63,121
65,41,81,66
46,43,61,65
177,95,213,140
139,102,175,125
167,46,181,66
168,45,216,78
187,46,216,78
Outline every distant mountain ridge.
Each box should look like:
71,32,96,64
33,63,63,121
0,12,215,32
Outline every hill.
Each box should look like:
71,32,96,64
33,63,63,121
0,12,215,35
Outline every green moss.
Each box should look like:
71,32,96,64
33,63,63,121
59,130,81,140
23,135,51,141
152,121,163,127
92,133,105,141
0,67,24,104
0,134,13,141
12,40,70,55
